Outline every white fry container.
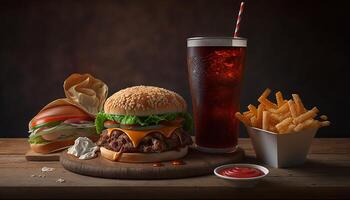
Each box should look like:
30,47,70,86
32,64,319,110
246,126,318,168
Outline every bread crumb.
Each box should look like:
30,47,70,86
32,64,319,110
56,178,65,183
41,166,55,172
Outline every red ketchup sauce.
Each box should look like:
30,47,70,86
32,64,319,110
219,166,264,178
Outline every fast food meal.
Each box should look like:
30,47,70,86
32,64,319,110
28,74,108,153
95,86,193,162
235,88,330,134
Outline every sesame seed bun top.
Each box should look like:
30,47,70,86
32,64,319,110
104,86,187,116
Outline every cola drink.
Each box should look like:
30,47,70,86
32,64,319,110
187,37,247,153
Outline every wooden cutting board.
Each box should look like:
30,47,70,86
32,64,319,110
60,148,245,179
25,150,61,161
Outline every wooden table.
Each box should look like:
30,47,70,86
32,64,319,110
0,138,349,199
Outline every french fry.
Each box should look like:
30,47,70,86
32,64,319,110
309,120,320,128
293,107,319,124
268,108,278,113
250,116,258,127
278,129,287,134
256,104,265,128
320,121,330,127
262,111,269,130
247,104,257,117
259,98,278,109
275,91,284,108
243,111,250,115
293,123,303,132
288,100,298,118
236,88,330,134
259,88,271,100
320,115,328,120
235,112,250,126
279,123,296,134
287,124,296,133
276,102,289,113
305,119,318,129
275,117,293,131
269,125,278,133
278,111,291,121
244,112,255,119
294,119,314,132
269,113,280,124
292,94,307,115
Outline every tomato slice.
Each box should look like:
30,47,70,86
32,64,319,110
104,120,119,126
103,120,120,129
31,116,92,128
31,120,62,131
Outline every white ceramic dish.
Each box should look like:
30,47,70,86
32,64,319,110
214,164,269,188
246,126,318,168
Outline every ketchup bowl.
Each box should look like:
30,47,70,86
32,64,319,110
214,164,269,188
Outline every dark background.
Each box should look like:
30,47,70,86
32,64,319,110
0,0,348,138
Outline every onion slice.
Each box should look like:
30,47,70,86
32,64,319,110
119,124,165,131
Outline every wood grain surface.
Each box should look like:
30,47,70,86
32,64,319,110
1,138,350,199
25,150,61,161
60,148,244,179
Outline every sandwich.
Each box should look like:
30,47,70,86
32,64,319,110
28,73,108,154
95,86,193,162
28,101,98,153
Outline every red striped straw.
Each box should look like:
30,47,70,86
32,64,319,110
234,2,245,38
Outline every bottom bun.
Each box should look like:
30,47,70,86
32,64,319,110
30,135,99,154
100,146,188,163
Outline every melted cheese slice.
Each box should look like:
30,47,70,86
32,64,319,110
107,126,181,148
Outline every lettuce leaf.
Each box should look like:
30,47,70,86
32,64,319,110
95,112,193,134
30,120,63,132
28,123,97,144
180,112,193,133
28,135,49,144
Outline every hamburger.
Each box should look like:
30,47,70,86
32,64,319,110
28,102,98,154
95,86,193,162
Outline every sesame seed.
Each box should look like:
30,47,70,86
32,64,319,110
104,86,186,115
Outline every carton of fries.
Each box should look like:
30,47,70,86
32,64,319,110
235,88,330,168
246,126,318,168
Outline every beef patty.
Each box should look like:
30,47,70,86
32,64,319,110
96,128,193,153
